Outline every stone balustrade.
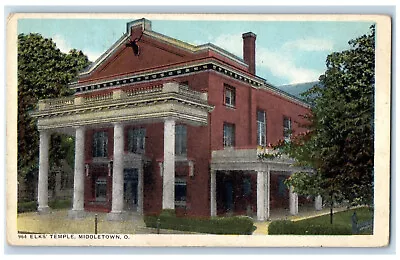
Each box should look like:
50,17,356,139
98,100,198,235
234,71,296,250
37,82,208,111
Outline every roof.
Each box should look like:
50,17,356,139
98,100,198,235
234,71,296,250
73,18,310,108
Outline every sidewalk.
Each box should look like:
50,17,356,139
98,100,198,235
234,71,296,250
18,210,145,234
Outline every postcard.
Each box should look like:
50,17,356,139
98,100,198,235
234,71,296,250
6,13,391,247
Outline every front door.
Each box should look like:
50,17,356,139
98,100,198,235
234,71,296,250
224,181,233,212
124,168,138,211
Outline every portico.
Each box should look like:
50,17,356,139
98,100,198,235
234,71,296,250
210,148,314,221
32,82,213,220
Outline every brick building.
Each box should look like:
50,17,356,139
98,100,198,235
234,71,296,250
31,19,321,221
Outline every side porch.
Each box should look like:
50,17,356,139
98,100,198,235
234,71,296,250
210,148,322,221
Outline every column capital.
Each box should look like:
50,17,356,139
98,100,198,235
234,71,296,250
38,129,50,134
112,122,124,127
73,125,86,130
164,117,177,123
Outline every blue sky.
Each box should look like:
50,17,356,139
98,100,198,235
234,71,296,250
18,18,373,86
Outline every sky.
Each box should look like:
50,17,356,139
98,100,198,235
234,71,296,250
17,18,373,86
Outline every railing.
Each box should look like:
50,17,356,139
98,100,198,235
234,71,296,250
178,84,202,99
84,92,113,103
124,84,163,97
44,97,75,109
37,82,207,111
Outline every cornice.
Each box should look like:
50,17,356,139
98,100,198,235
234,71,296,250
70,60,309,108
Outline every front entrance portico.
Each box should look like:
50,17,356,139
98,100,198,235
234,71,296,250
32,82,213,220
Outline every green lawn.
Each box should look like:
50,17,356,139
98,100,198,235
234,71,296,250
297,207,373,234
296,207,373,226
269,207,373,235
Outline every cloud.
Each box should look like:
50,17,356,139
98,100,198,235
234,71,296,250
283,38,334,52
82,50,103,62
52,34,102,62
52,34,72,53
256,48,321,84
208,33,323,84
212,33,243,57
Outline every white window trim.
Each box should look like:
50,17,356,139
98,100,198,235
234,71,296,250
257,111,266,146
223,123,235,148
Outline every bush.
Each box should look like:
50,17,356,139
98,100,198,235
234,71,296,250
268,220,351,235
17,201,37,213
17,199,72,213
144,210,255,235
49,199,71,209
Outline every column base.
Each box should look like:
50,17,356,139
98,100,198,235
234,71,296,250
37,206,50,214
68,209,86,219
106,211,129,221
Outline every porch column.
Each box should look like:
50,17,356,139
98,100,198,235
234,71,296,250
37,130,50,213
257,171,265,221
108,123,125,220
315,195,323,211
162,118,175,210
264,167,270,220
289,186,299,215
137,164,144,214
68,126,86,218
210,169,217,217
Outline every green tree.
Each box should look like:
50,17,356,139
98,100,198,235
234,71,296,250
273,25,375,222
18,33,90,194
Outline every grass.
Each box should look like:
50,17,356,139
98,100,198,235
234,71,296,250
268,206,373,235
295,206,373,227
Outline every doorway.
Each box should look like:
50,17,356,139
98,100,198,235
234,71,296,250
124,168,138,211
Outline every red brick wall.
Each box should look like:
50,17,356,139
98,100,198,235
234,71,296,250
77,25,310,215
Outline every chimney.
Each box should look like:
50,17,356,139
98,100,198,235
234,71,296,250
242,32,257,75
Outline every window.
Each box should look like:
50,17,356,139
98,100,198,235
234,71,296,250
128,128,146,154
223,123,235,147
224,84,236,107
175,178,187,207
93,131,108,157
243,178,252,197
95,178,107,202
283,116,292,142
278,176,287,198
175,125,187,156
257,110,266,146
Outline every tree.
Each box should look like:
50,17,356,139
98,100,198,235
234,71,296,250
273,25,375,222
18,33,90,195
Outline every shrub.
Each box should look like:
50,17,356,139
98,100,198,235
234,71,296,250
49,199,71,209
144,210,255,235
17,199,72,213
268,220,351,235
17,201,37,213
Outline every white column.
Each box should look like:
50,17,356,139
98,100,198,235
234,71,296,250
69,126,86,218
108,123,125,220
264,167,270,220
289,186,299,215
162,118,175,210
38,130,50,213
137,164,144,214
257,171,265,221
315,195,323,211
210,169,217,217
